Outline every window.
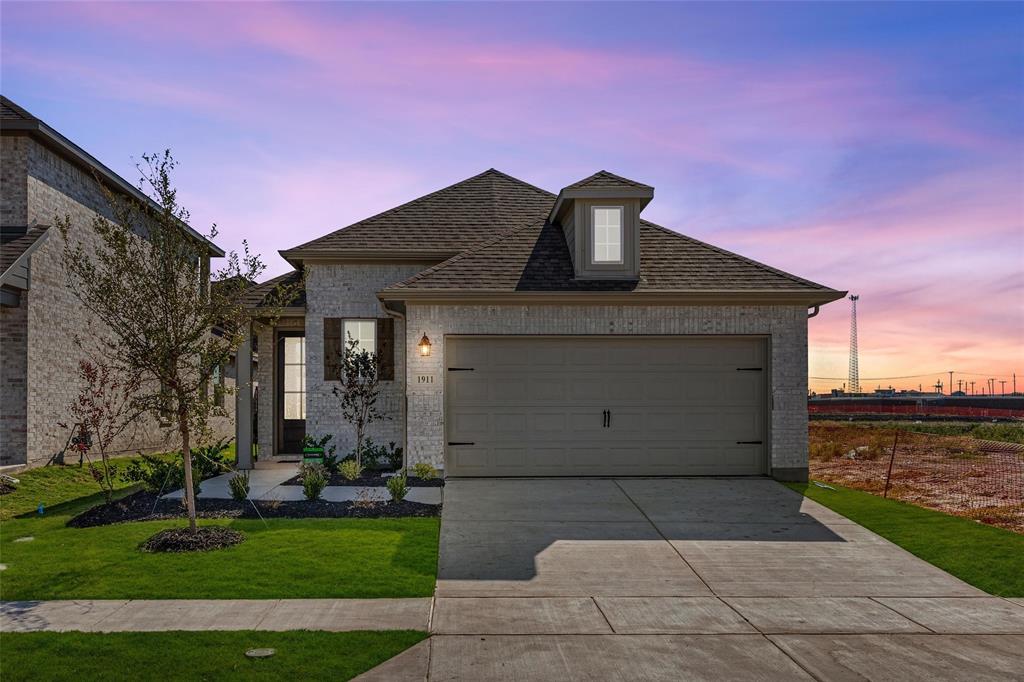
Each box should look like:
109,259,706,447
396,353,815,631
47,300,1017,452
592,206,623,263
282,336,305,420
343,319,376,355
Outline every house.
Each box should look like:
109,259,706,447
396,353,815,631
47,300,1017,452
0,96,229,467
237,169,844,481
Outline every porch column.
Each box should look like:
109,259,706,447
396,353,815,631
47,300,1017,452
235,322,254,469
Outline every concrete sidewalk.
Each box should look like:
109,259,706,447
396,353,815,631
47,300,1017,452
162,462,443,505
0,598,431,633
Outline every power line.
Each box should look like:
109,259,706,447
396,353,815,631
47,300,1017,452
809,371,1020,381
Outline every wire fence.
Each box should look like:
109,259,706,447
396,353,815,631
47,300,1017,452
809,423,1024,533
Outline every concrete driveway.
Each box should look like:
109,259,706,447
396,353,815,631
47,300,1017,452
360,478,1024,681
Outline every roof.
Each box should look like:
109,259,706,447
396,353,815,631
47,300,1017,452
380,218,843,303
0,96,224,257
1,225,50,287
241,270,306,309
280,169,554,263
563,170,653,191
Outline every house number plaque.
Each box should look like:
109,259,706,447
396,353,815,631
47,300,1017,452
416,375,435,385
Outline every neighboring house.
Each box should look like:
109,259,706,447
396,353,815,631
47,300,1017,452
0,96,229,467
237,169,844,481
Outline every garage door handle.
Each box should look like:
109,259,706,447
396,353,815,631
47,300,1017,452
736,441,763,445
447,442,475,446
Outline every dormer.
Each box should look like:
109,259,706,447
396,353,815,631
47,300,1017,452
548,171,653,281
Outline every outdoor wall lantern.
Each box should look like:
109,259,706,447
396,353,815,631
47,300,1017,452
418,333,432,357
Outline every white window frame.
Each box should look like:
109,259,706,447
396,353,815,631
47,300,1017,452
343,319,377,355
591,205,624,264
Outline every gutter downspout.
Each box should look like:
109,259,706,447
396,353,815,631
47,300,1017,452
380,300,409,472
807,305,820,319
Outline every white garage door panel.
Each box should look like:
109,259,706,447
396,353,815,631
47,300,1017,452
445,337,767,477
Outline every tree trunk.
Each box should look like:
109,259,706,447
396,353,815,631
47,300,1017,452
179,415,198,533
99,446,113,504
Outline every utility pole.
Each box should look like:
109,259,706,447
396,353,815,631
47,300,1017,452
948,371,953,396
1000,380,1006,396
971,380,975,395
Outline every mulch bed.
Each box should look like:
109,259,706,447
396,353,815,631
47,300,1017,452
67,490,441,528
140,526,245,553
280,471,444,488
0,481,15,495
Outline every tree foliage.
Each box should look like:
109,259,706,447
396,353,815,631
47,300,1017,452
57,150,299,531
332,335,386,469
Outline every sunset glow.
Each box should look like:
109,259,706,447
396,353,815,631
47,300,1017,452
3,2,1021,393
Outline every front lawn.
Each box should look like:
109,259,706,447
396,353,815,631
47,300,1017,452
0,458,440,601
0,456,146,521
0,630,427,682
787,481,1024,597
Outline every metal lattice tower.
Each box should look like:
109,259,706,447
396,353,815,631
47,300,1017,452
848,295,861,393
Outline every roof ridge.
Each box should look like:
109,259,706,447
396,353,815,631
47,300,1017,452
485,168,556,198
283,169,546,254
639,219,831,290
388,218,546,290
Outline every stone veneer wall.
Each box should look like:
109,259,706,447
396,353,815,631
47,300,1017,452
3,137,231,466
403,304,809,475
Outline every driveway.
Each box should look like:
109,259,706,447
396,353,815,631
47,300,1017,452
360,478,1024,681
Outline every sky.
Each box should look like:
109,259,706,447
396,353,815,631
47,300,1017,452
2,1,1022,394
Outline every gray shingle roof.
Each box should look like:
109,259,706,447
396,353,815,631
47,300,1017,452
1,225,49,280
384,218,837,294
281,169,554,258
241,269,306,309
563,170,653,191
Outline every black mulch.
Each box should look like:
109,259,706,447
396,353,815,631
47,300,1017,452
140,526,245,553
280,471,444,488
67,490,441,528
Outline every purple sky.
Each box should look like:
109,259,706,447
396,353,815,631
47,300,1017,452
3,2,1022,393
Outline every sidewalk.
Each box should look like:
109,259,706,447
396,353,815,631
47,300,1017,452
162,462,443,505
0,598,432,633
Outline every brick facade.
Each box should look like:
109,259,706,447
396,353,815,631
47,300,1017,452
1,136,232,466
403,303,809,475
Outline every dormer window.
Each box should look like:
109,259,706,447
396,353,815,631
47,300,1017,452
592,206,623,264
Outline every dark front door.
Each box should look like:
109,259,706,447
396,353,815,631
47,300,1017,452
277,331,306,454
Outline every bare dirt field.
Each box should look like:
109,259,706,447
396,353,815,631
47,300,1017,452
809,421,1024,533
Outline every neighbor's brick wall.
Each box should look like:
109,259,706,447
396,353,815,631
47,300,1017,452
404,304,809,473
10,138,231,467
1,136,29,225
0,298,29,465
301,263,430,457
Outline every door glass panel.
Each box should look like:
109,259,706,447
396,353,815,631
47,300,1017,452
282,336,305,420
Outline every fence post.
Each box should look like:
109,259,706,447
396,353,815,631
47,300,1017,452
883,430,900,498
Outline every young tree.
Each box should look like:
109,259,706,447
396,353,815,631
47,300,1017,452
332,335,385,469
66,356,142,502
58,150,297,532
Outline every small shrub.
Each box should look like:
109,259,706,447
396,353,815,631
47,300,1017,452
300,462,328,501
339,459,363,481
412,462,438,480
229,471,250,501
352,439,404,471
121,454,200,496
386,473,409,502
385,442,404,470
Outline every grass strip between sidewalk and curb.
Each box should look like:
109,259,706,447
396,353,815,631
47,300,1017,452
786,481,1024,597
0,630,428,682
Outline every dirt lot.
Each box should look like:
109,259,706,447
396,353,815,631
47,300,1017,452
809,421,1024,533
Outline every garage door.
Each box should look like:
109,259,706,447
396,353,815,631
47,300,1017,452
445,336,767,476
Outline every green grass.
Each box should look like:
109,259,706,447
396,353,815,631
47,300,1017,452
0,455,440,601
0,630,428,682
0,456,146,521
786,481,1024,597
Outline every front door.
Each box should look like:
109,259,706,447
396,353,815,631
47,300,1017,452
277,332,306,454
